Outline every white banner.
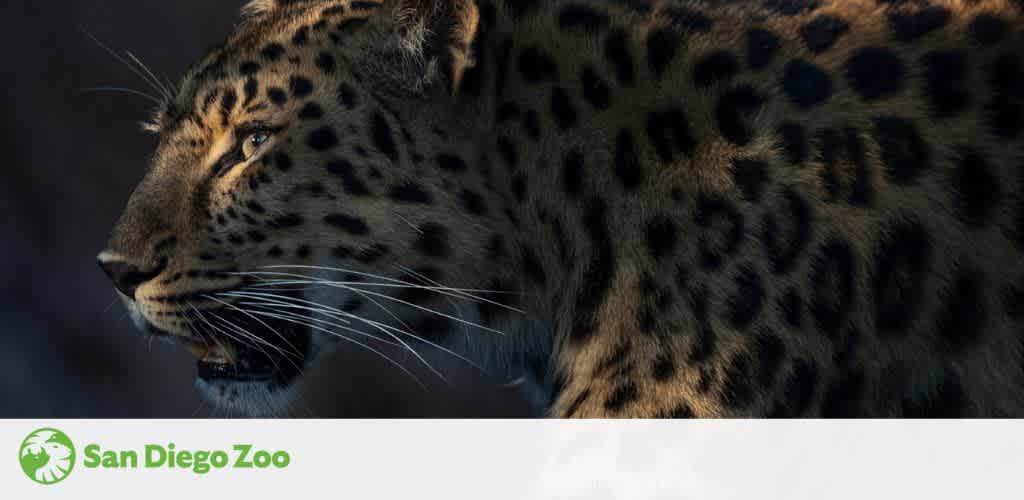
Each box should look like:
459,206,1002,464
1,420,1020,499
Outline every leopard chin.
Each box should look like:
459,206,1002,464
194,376,302,417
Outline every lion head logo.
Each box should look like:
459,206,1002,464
18,428,76,485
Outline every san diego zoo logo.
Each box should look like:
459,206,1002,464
19,428,76,485
17,427,291,485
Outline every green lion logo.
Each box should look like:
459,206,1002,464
18,428,76,485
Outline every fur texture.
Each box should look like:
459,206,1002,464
102,0,1024,417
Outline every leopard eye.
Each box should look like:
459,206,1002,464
241,132,270,160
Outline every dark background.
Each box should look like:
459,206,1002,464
0,1,529,417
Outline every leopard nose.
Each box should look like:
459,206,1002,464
97,251,166,298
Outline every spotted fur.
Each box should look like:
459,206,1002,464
101,0,1024,417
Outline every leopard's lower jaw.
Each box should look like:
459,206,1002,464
195,376,301,417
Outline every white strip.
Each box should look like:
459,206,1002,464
2,420,1021,499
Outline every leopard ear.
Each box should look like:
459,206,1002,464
240,0,312,19
393,0,480,94
241,0,283,18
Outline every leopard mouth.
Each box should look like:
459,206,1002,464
146,298,312,387
193,309,311,386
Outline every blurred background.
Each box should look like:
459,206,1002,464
0,1,530,417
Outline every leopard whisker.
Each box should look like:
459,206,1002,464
239,269,525,314
188,301,283,367
259,265,438,288
245,309,426,390
243,267,434,289
207,310,304,376
180,303,215,345
124,50,174,100
206,311,286,374
400,265,473,342
396,264,527,314
239,301,403,349
204,307,282,358
247,276,505,294
191,392,210,418
223,290,481,371
226,290,478,375
251,276,526,314
242,301,445,382
320,285,448,382
162,74,176,97
317,285,506,336
232,279,507,336
393,212,424,234
83,30,172,103
185,302,256,360
81,86,164,105
203,294,305,363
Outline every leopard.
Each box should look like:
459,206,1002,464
98,0,1024,417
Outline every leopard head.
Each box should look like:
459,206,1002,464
97,0,501,414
